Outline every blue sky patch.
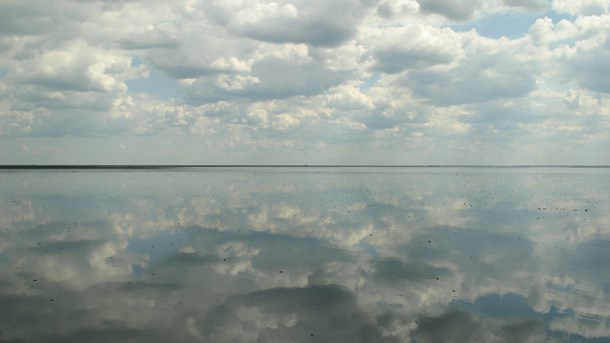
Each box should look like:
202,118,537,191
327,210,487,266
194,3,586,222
452,11,573,39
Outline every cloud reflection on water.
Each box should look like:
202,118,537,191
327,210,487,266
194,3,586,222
0,168,609,342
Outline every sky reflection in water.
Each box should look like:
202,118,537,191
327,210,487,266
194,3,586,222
1,167,609,342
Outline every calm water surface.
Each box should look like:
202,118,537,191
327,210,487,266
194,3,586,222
1,167,609,342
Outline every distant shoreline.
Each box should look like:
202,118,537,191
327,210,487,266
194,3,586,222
1,165,609,169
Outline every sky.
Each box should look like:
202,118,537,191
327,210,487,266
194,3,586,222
1,0,610,165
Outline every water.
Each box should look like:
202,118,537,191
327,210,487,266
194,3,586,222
1,167,609,342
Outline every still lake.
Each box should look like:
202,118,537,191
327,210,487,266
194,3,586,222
1,167,609,342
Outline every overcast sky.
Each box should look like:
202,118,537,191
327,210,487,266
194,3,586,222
1,0,609,165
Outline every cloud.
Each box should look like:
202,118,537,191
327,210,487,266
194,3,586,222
0,0,59,35
11,43,144,93
182,55,346,104
0,0,610,163
376,0,420,19
568,38,610,93
3,39,149,130
370,24,461,73
402,34,537,105
405,62,536,106
552,0,610,16
145,35,255,79
503,0,548,12
414,0,549,21
116,27,180,51
415,0,484,21
0,93,170,137
211,0,379,47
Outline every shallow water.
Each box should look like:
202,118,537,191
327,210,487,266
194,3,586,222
1,167,609,342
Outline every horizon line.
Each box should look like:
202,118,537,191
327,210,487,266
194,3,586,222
1,164,610,169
